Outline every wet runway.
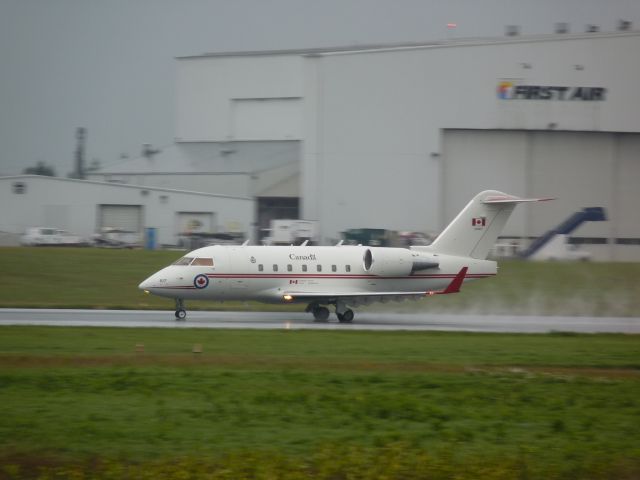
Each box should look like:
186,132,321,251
0,309,638,333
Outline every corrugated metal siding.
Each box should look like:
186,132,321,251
98,205,142,232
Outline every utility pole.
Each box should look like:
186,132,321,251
73,127,86,179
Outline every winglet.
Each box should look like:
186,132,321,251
436,267,468,295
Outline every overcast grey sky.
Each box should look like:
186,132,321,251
1,0,639,176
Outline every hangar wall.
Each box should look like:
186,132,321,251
176,54,304,142
302,32,640,259
88,142,300,198
0,176,254,247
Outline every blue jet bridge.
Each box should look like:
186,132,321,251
519,207,607,259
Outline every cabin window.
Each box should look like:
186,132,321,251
302,265,307,272
172,257,194,266
287,264,293,272
317,265,322,272
273,264,278,272
258,264,264,272
192,257,214,266
345,265,351,272
331,265,337,272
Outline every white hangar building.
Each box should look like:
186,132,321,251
89,30,640,260
0,175,253,247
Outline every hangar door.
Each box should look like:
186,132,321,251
442,130,640,259
615,134,640,242
442,130,528,237
527,131,614,240
98,205,142,233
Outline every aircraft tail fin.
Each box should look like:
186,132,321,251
429,190,553,259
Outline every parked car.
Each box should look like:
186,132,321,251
91,228,141,248
21,227,87,246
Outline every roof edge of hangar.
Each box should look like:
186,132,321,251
0,175,254,202
176,30,640,60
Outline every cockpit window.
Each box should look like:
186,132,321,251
192,257,214,266
172,256,194,266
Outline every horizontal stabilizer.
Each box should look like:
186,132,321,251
482,194,555,204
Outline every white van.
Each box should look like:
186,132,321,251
21,227,86,246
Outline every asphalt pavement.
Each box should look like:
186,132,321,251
0,309,638,333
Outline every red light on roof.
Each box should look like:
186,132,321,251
447,23,457,29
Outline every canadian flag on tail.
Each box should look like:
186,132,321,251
472,217,486,227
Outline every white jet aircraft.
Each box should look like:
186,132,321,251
139,190,551,322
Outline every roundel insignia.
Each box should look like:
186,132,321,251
194,274,209,289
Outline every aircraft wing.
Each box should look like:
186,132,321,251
283,267,468,303
284,290,432,301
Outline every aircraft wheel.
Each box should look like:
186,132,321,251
312,306,330,322
175,309,187,320
338,309,354,323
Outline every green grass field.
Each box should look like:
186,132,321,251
0,247,639,316
1,248,639,478
0,327,639,479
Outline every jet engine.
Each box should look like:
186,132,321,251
362,248,440,276
362,248,414,276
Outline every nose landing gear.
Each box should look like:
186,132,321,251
175,298,186,320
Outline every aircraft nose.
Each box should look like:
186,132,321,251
138,273,158,291
139,267,172,291
138,276,153,291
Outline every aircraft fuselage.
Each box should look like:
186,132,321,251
139,190,551,321
139,245,496,303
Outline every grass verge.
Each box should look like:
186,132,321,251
0,247,639,315
0,327,638,479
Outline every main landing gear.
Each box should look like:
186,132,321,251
306,301,354,323
335,299,354,323
310,305,330,322
336,309,354,323
175,298,187,320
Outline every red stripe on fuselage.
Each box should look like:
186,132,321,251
150,286,197,289
204,273,494,279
